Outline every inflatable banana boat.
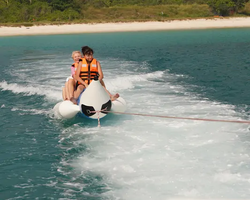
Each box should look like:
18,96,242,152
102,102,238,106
53,78,126,119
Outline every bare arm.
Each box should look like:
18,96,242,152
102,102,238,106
75,61,88,87
97,61,103,81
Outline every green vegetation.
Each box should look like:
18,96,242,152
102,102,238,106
0,0,249,24
207,0,250,15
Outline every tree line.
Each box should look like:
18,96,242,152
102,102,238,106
0,0,249,23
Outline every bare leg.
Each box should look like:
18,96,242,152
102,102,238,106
67,79,76,104
62,87,66,100
69,79,75,98
100,80,119,101
100,80,106,88
65,81,71,100
74,84,85,100
110,93,120,101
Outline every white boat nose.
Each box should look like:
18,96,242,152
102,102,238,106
78,79,111,119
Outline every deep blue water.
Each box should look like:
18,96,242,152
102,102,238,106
0,28,250,200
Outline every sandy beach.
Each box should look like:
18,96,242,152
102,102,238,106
1,17,250,36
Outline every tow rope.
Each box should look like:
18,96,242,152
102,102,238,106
91,110,250,127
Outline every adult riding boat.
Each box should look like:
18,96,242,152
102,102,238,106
53,76,126,119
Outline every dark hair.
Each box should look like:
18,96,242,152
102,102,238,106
81,46,94,55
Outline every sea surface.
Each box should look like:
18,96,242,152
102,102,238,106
0,28,250,200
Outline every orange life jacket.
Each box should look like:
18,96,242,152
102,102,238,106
79,58,99,84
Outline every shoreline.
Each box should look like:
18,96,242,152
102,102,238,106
1,17,250,37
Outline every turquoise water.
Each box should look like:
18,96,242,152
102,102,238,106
0,29,250,200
